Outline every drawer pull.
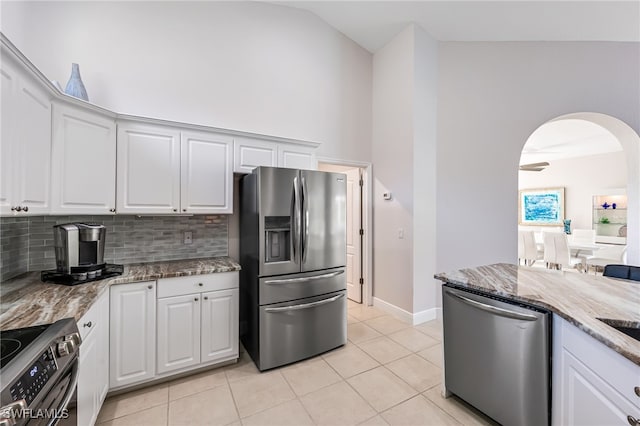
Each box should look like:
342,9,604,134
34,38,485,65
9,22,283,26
627,415,639,426
148,285,153,290
83,321,92,328
635,386,640,397
204,296,208,300
198,283,203,287
194,297,199,302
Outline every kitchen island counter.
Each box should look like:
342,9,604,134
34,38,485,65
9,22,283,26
0,257,241,330
435,263,640,366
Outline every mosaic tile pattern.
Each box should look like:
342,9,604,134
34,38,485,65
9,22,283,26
0,217,30,281
0,215,228,281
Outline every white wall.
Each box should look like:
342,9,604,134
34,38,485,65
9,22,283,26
519,151,627,231
412,27,438,316
372,26,415,312
0,1,372,163
371,25,438,318
437,42,640,278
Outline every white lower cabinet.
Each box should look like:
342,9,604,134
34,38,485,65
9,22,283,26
157,294,201,374
552,315,640,426
156,272,239,375
77,290,109,426
109,281,156,389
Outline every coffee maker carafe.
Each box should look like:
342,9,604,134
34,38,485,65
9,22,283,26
53,223,106,274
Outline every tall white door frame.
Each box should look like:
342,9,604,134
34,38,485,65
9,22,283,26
317,157,373,306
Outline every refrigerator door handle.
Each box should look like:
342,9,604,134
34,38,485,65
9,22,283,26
263,269,344,284
264,293,344,312
301,175,309,263
292,176,301,264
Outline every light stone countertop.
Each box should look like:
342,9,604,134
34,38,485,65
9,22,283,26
0,257,241,330
434,263,640,366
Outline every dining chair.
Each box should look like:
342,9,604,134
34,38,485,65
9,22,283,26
553,233,583,271
585,246,628,274
570,229,596,244
544,232,581,270
519,230,541,266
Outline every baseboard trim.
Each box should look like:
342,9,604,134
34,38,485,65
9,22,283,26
372,297,439,325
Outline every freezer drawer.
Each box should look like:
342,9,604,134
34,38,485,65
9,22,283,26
443,285,550,426
258,290,346,371
259,267,345,305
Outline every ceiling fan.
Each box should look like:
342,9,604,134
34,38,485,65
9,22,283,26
519,161,549,172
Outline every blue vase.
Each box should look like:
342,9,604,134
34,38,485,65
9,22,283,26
64,63,89,101
563,219,571,234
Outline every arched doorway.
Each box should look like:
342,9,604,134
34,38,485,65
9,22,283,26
519,112,640,266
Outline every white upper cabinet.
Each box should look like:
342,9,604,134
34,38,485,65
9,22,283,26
0,49,52,215
51,102,116,214
278,144,317,170
233,137,318,173
233,137,278,173
117,122,181,214
181,131,232,214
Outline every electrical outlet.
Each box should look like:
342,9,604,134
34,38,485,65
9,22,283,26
398,228,404,239
184,231,193,245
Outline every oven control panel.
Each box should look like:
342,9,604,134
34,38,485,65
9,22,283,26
9,347,58,404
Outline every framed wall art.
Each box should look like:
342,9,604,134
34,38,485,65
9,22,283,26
519,187,565,226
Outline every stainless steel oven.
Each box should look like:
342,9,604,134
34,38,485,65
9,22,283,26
1,319,80,426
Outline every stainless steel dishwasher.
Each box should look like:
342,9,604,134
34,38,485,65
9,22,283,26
443,284,551,426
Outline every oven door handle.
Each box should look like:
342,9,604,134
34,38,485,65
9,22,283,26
47,358,80,426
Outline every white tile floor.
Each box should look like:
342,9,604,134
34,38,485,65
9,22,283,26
96,301,496,426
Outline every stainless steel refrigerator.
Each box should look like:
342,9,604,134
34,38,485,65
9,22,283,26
239,166,347,371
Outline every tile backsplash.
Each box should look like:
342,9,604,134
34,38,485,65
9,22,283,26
0,217,30,281
1,215,228,281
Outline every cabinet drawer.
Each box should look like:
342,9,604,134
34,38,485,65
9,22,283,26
78,290,107,340
157,272,238,298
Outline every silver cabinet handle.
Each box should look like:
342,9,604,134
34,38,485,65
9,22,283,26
83,321,92,328
198,283,203,287
448,291,538,321
109,208,116,212
22,206,28,212
14,206,22,212
265,293,344,313
194,297,199,302
264,270,344,284
147,285,153,290
635,386,640,397
628,415,639,426
204,296,208,300
173,209,177,212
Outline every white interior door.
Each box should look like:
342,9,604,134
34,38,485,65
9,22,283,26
345,168,362,303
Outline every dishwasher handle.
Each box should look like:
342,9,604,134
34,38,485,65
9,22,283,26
448,291,538,321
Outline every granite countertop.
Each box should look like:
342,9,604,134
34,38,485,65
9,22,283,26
0,257,241,330
434,263,640,366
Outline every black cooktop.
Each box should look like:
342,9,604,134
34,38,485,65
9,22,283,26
0,324,49,369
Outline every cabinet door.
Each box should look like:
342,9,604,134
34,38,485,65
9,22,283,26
51,103,116,214
0,52,51,216
110,281,156,389
77,324,99,426
0,54,17,214
277,144,317,170
181,131,232,214
117,122,180,214
13,66,52,215
96,291,110,405
559,348,637,425
201,289,238,364
157,294,201,374
233,137,277,174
